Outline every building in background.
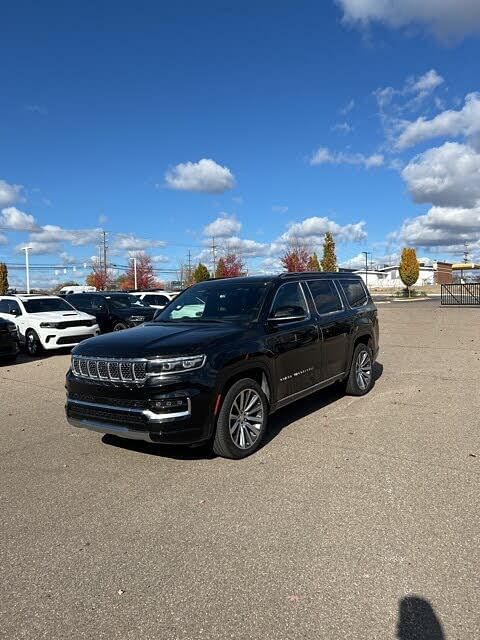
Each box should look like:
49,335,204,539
354,262,453,288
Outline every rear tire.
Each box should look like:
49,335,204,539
113,322,127,331
25,330,43,357
213,378,268,459
345,343,374,396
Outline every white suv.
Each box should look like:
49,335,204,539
0,295,100,356
130,291,177,309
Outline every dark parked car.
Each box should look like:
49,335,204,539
64,292,155,333
0,316,19,364
65,273,379,459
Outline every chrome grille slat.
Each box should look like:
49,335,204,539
71,356,147,384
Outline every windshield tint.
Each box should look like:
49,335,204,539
155,281,270,323
104,294,149,309
23,298,76,313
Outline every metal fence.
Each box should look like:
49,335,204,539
441,283,480,305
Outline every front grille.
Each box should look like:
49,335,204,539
71,356,147,383
58,320,92,329
69,392,146,409
67,403,148,427
58,334,94,345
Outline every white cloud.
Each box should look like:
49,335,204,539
112,233,167,252
409,69,444,94
272,205,289,214
310,147,384,168
15,241,61,255
341,252,369,269
203,214,241,237
59,252,77,264
399,205,480,248
165,158,235,193
222,236,268,257
29,225,100,246
152,254,170,264
0,233,7,246
340,99,355,115
337,0,480,42
0,180,24,208
272,217,367,255
402,142,480,208
0,206,36,231
332,122,353,134
98,214,108,225
396,92,480,150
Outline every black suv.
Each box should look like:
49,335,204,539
64,292,155,333
0,317,19,364
65,274,379,458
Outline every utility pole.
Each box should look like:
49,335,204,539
211,237,217,277
102,230,108,286
187,250,192,285
22,246,32,294
133,257,138,290
362,251,371,289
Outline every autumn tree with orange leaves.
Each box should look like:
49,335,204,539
215,254,246,278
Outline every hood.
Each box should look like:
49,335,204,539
72,321,243,358
29,310,95,323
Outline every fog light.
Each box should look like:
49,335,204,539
151,397,189,413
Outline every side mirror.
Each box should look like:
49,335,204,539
10,308,20,317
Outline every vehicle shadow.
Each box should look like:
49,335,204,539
396,596,445,639
102,361,383,460
0,347,73,367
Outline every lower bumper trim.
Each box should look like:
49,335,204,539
67,416,155,443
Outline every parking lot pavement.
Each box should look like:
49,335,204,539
1,301,479,640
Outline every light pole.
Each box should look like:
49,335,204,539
133,257,138,290
362,251,371,289
22,246,32,294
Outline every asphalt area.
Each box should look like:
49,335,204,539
1,299,479,639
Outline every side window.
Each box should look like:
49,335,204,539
270,282,308,320
0,299,9,313
155,295,169,306
340,280,368,308
307,280,343,314
143,295,157,305
91,296,107,311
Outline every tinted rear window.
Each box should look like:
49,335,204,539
307,280,342,314
340,280,368,307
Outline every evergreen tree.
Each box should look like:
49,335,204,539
399,247,420,297
321,232,337,272
306,252,321,271
193,263,210,283
0,262,9,295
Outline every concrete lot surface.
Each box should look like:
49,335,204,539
1,300,479,639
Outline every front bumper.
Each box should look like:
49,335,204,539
40,325,100,350
65,371,215,445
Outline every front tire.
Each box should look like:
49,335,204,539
213,378,268,459
113,322,127,331
25,330,43,357
345,343,374,396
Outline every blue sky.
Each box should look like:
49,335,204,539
2,0,480,287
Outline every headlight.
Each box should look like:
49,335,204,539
147,355,206,375
40,322,59,328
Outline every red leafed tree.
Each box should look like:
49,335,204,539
215,253,245,278
120,253,162,290
281,245,310,272
86,264,112,290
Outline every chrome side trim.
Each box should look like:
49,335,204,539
275,372,346,410
67,397,191,423
67,416,155,442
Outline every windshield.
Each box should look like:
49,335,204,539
23,298,76,313
104,294,150,309
155,280,271,323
